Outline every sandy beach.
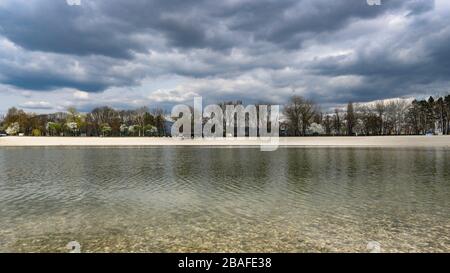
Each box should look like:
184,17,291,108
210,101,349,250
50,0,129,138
0,136,449,147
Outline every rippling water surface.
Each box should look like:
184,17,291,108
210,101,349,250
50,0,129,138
0,147,449,252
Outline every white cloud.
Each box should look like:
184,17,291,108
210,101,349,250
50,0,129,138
73,90,89,100
19,100,53,110
148,89,199,103
66,0,81,6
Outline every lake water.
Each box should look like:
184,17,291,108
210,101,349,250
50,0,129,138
0,147,449,253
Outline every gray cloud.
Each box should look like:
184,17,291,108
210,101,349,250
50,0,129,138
0,1,143,59
0,0,448,110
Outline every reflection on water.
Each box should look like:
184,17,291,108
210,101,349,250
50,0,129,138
0,147,449,252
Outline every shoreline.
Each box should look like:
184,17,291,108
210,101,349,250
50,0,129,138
1,136,449,147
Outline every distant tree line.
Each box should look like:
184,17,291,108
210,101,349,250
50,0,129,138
1,94,449,137
0,106,167,137
282,94,450,136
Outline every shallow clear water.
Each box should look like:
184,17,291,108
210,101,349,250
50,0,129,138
0,147,449,253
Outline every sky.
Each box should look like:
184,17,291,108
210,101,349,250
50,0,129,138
0,0,449,114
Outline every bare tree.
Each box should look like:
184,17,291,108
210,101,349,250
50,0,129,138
323,114,332,136
284,96,317,136
134,106,149,137
345,102,356,136
435,97,446,134
385,100,409,135
152,108,166,136
445,95,450,134
375,101,386,135
333,108,342,136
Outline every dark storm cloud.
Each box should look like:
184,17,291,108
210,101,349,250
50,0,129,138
0,1,144,59
0,0,448,106
0,0,230,57
308,4,450,103
2,72,108,92
0,0,420,57
225,0,399,49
